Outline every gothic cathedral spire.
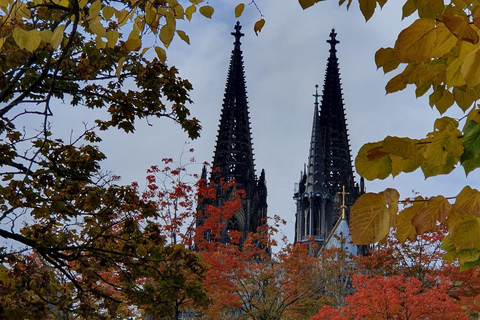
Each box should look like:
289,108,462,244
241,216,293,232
199,22,267,243
294,29,363,250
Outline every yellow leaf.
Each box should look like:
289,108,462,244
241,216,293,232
448,211,480,255
453,86,476,111
402,0,415,19
350,189,399,245
40,30,53,44
355,141,392,180
0,38,5,50
125,37,141,51
420,117,463,178
461,45,480,87
78,0,88,8
141,47,149,56
115,10,129,27
382,136,418,158
395,19,456,63
396,197,426,242
254,18,265,36
103,6,115,21
116,57,125,79
89,0,102,19
106,30,119,48
90,16,106,37
416,0,444,19
235,3,244,18
411,196,451,234
95,36,106,49
176,30,190,45
13,28,41,53
160,23,175,47
359,0,376,22
435,88,454,114
199,5,214,18
145,5,158,30
185,4,196,21
390,154,421,176
155,46,166,63
446,57,467,87
173,4,184,19
299,0,322,9
453,186,480,217
375,47,399,73
474,6,480,29
443,12,479,44
385,72,408,93
51,25,65,49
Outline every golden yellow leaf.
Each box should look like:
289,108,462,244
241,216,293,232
446,57,467,87
173,4,184,19
106,30,119,48
435,88,454,114
375,47,399,73
115,10,129,27
235,3,244,18
199,5,214,18
40,30,53,44
160,23,175,47
453,186,480,217
145,4,158,30
429,23,457,58
89,0,102,19
254,19,265,36
176,30,190,45
411,196,451,234
385,72,408,93
443,12,479,44
396,197,426,242
359,0,376,21
402,0,415,19
155,46,166,63
51,25,65,49
125,37,141,51
185,4,196,21
78,0,88,9
90,16,106,37
355,141,392,180
474,6,480,29
0,38,5,50
420,117,463,178
299,0,321,9
350,189,399,245
394,19,437,62
102,6,115,20
95,36,106,49
116,57,125,79
382,136,418,158
448,211,480,258
13,28,41,53
416,0,444,19
453,86,476,111
461,45,480,87
390,154,421,176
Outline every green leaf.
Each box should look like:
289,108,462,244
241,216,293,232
461,120,480,175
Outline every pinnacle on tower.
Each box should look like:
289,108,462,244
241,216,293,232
198,22,267,243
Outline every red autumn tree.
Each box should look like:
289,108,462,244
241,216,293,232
313,230,480,320
313,274,469,320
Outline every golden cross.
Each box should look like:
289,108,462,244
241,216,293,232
338,185,349,219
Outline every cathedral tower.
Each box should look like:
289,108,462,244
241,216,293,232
294,29,363,250
199,22,267,243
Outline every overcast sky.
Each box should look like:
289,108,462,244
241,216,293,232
56,0,480,245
